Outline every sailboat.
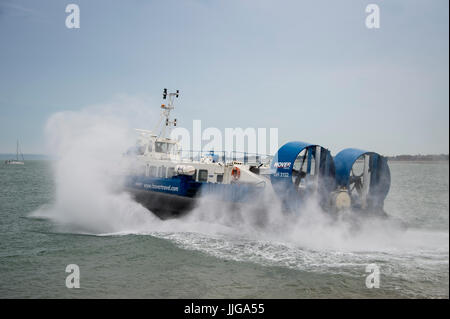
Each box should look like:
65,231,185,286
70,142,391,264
5,140,25,165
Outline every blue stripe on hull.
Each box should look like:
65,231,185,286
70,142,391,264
125,175,262,203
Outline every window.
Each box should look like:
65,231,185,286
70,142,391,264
216,174,223,183
159,166,167,178
198,169,208,182
149,166,157,177
155,142,174,153
167,167,175,178
147,143,153,152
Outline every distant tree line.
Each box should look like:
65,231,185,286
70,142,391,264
387,154,449,161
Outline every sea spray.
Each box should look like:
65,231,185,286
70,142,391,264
31,96,163,234
30,96,448,285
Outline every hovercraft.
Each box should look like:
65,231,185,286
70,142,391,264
124,89,390,219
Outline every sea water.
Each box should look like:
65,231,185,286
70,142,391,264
0,160,448,298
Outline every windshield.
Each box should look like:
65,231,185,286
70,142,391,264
155,142,174,153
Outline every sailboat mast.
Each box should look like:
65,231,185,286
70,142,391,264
16,140,19,161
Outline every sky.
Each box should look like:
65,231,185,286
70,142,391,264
0,0,448,156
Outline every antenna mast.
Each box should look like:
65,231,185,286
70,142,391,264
154,88,179,138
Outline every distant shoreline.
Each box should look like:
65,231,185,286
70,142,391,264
0,154,54,160
387,154,449,162
388,160,449,164
0,153,448,163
